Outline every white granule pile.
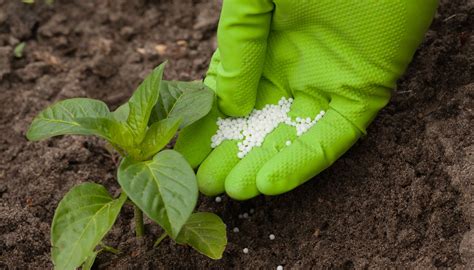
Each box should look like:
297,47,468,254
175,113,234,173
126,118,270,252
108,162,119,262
211,97,325,159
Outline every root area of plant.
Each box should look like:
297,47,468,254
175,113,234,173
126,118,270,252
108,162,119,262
0,0,472,268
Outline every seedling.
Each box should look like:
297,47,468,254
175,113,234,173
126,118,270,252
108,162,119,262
21,0,54,5
27,62,227,269
14,42,26,58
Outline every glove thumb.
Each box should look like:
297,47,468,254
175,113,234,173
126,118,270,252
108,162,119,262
213,0,274,117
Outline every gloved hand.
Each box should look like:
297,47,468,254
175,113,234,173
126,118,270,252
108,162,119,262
175,0,438,200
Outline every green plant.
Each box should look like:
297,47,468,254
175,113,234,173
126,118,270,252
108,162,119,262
27,63,226,269
22,0,54,5
14,42,26,58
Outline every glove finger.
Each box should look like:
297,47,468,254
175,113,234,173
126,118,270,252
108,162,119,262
256,108,362,195
174,102,220,169
196,140,240,196
215,0,274,116
203,49,220,91
224,124,295,200
224,92,328,200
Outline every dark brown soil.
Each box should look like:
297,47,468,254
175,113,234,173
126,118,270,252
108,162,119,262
0,0,472,269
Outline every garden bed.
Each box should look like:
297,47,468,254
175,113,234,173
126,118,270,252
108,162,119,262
0,0,472,268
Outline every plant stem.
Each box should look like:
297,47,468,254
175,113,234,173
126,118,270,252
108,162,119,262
153,232,168,247
133,204,145,237
100,243,120,254
110,142,126,157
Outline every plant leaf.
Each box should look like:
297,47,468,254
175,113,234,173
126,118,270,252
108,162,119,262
118,150,198,238
176,212,227,259
112,103,130,122
26,98,111,141
126,63,165,143
74,117,134,149
51,183,127,270
14,42,26,58
137,117,182,160
81,250,100,270
150,80,214,128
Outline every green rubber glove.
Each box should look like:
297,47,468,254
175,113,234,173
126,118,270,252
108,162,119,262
175,0,438,200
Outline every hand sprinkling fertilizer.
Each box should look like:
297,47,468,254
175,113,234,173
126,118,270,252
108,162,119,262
174,0,437,202
211,97,326,159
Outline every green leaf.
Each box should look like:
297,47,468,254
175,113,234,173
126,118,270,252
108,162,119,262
176,212,227,259
151,80,214,128
81,250,100,270
26,98,112,141
127,63,165,143
137,117,182,160
118,150,198,238
14,42,26,58
112,103,130,122
51,183,127,270
74,117,133,148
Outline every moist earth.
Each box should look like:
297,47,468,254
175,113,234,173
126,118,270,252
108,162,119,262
0,0,472,269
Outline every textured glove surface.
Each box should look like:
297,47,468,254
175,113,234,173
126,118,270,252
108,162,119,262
175,0,438,200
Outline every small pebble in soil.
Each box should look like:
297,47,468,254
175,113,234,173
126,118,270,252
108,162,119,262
277,265,283,270
242,212,249,219
269,234,275,240
249,208,255,214
215,196,222,203
233,227,240,233
238,214,243,219
243,248,249,254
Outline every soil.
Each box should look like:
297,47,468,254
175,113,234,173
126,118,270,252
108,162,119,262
0,0,472,269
